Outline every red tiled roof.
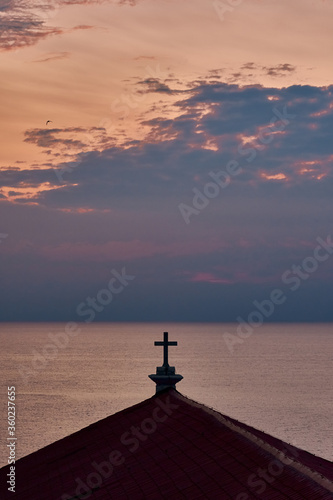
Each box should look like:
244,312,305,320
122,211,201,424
1,389,332,499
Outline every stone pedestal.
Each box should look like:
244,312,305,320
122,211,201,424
149,366,183,394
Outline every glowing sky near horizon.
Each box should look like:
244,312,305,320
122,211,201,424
1,0,333,321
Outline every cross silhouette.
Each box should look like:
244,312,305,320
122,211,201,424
154,332,177,368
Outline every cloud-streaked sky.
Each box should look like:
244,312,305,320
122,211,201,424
1,0,333,321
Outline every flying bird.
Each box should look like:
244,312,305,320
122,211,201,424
46,120,53,126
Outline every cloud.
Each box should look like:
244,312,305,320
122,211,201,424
2,81,332,210
137,77,176,94
241,62,256,70
263,63,296,77
0,10,63,50
22,126,114,159
71,24,94,30
0,165,55,188
233,62,297,83
189,63,299,87
0,0,138,51
24,128,87,150
32,51,70,63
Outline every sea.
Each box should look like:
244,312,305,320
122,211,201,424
0,322,332,467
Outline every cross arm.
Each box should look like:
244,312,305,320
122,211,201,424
154,341,177,346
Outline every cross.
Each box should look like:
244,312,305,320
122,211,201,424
154,332,177,369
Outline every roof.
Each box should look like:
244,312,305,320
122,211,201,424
1,389,333,499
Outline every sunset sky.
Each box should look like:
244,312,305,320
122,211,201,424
1,0,333,321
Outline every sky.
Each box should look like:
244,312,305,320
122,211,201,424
1,0,333,322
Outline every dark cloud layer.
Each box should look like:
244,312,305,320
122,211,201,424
1,81,333,321
7,81,332,207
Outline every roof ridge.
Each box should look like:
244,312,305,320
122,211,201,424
174,391,333,493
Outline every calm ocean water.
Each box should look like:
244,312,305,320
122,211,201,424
0,322,332,467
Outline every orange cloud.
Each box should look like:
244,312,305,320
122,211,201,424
260,173,287,181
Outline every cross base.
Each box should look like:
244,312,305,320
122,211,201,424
148,369,183,394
